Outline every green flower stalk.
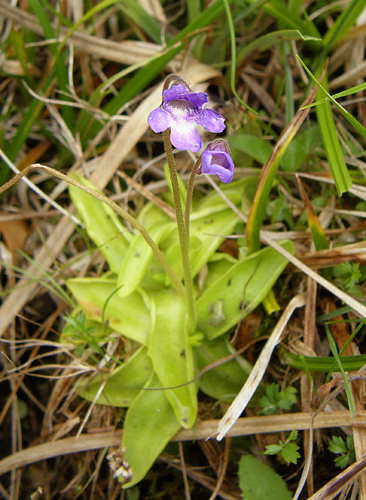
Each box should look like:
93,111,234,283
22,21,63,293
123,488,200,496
148,75,234,335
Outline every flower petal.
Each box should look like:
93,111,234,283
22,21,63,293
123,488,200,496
162,84,188,103
199,109,226,133
163,84,208,109
147,107,170,133
170,125,201,152
184,92,208,107
201,150,234,183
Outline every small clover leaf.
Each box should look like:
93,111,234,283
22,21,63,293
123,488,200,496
328,435,355,469
264,429,300,465
259,383,297,415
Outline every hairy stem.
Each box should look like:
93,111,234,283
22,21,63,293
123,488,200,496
163,130,196,333
184,157,201,239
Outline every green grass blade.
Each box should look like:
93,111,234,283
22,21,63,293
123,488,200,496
325,324,354,418
315,91,352,196
223,0,258,114
119,0,163,44
186,0,201,24
322,0,364,51
4,77,54,165
246,87,317,253
237,29,320,68
299,56,366,140
297,57,354,195
28,0,73,128
283,351,366,373
245,0,320,40
297,177,328,251
303,81,366,109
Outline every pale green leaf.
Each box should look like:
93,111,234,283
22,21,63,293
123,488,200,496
226,135,271,165
80,347,153,407
195,337,255,403
69,173,131,273
148,289,197,428
66,278,150,345
122,373,181,488
196,241,293,340
118,221,174,297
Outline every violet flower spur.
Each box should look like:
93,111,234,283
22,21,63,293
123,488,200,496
147,82,226,153
200,139,234,184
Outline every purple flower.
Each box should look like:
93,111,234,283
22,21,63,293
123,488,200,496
148,82,226,153
200,140,234,184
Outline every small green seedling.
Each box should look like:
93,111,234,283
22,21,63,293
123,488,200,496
328,435,355,469
259,383,297,415
264,429,301,465
333,262,362,296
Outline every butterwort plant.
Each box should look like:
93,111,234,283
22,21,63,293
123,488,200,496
148,74,234,334
2,75,292,489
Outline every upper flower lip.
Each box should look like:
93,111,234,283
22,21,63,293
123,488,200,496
162,84,208,108
147,82,226,153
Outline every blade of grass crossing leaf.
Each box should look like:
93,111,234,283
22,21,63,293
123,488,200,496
119,0,162,44
299,57,366,140
332,83,366,100
297,176,328,251
236,30,320,68
325,324,354,417
246,86,318,253
28,0,73,127
306,82,366,109
223,0,258,114
321,0,364,53
322,317,366,379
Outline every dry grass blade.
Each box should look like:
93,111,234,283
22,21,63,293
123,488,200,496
1,411,364,476
216,294,306,441
0,0,179,67
0,149,81,226
307,454,366,500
